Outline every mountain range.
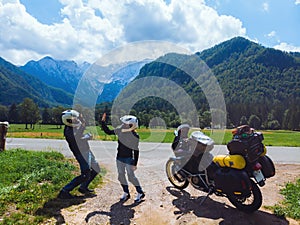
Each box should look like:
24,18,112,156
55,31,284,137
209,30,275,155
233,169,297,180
20,56,89,94
0,57,73,107
0,55,148,107
0,37,300,114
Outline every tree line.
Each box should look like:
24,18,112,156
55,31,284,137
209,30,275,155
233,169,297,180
0,98,63,129
1,97,299,130
0,99,110,129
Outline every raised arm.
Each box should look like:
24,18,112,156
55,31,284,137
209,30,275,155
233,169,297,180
100,113,116,135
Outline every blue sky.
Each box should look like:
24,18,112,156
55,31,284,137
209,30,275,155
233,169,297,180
206,0,300,47
0,0,299,65
19,0,63,24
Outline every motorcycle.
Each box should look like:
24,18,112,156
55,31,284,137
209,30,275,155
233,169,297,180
166,126,275,213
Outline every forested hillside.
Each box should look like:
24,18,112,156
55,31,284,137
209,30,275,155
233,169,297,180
0,57,73,107
131,37,300,129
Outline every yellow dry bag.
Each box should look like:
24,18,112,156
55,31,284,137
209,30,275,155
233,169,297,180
213,155,246,169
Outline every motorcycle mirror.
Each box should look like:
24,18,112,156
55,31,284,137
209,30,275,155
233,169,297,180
174,130,178,136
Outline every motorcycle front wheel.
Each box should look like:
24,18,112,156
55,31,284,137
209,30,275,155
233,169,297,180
227,179,262,213
165,159,189,190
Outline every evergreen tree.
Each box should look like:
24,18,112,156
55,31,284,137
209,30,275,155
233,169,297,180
0,105,8,121
248,115,261,129
8,103,18,123
42,107,52,124
239,116,248,125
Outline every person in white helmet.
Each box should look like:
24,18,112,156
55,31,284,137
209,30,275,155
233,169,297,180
101,112,145,203
58,110,100,199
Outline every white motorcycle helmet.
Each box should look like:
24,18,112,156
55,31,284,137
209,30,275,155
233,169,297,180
120,115,139,130
62,110,81,127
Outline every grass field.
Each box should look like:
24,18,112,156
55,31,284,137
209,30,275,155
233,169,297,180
0,149,104,224
6,124,300,146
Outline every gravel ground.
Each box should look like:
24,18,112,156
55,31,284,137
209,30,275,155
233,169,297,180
57,163,300,225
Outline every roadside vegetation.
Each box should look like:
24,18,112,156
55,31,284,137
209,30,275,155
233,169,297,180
6,123,300,146
272,178,300,220
0,149,104,225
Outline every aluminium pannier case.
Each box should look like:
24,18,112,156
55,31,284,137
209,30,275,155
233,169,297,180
189,131,214,157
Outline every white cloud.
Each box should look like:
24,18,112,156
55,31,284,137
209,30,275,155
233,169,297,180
262,2,269,12
295,0,300,5
0,0,246,65
274,42,300,53
267,31,276,37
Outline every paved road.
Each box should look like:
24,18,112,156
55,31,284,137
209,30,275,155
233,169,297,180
6,138,300,165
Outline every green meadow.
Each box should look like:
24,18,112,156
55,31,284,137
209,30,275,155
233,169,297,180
6,124,300,146
0,149,104,224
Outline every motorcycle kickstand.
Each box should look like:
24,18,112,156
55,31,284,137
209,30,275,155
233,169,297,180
199,188,213,206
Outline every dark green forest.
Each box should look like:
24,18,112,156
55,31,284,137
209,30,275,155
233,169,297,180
123,37,300,130
201,37,300,129
1,37,300,130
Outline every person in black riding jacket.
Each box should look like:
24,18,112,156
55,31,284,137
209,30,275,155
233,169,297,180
101,112,145,203
171,124,191,154
58,110,100,199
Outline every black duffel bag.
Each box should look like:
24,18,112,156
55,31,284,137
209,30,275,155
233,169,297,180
227,132,265,162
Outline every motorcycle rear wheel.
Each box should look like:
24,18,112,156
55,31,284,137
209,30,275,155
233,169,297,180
227,179,262,213
166,159,189,190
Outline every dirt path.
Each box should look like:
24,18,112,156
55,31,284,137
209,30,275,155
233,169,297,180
57,163,300,225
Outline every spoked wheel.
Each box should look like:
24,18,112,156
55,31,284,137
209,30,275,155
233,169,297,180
228,179,262,213
165,159,189,190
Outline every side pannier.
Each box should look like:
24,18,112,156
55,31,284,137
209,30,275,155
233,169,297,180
258,155,275,178
214,167,252,195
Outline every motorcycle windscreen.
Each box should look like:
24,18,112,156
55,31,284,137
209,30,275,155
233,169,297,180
214,168,251,195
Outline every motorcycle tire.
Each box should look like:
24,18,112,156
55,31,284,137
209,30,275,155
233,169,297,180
227,179,262,213
166,159,189,190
